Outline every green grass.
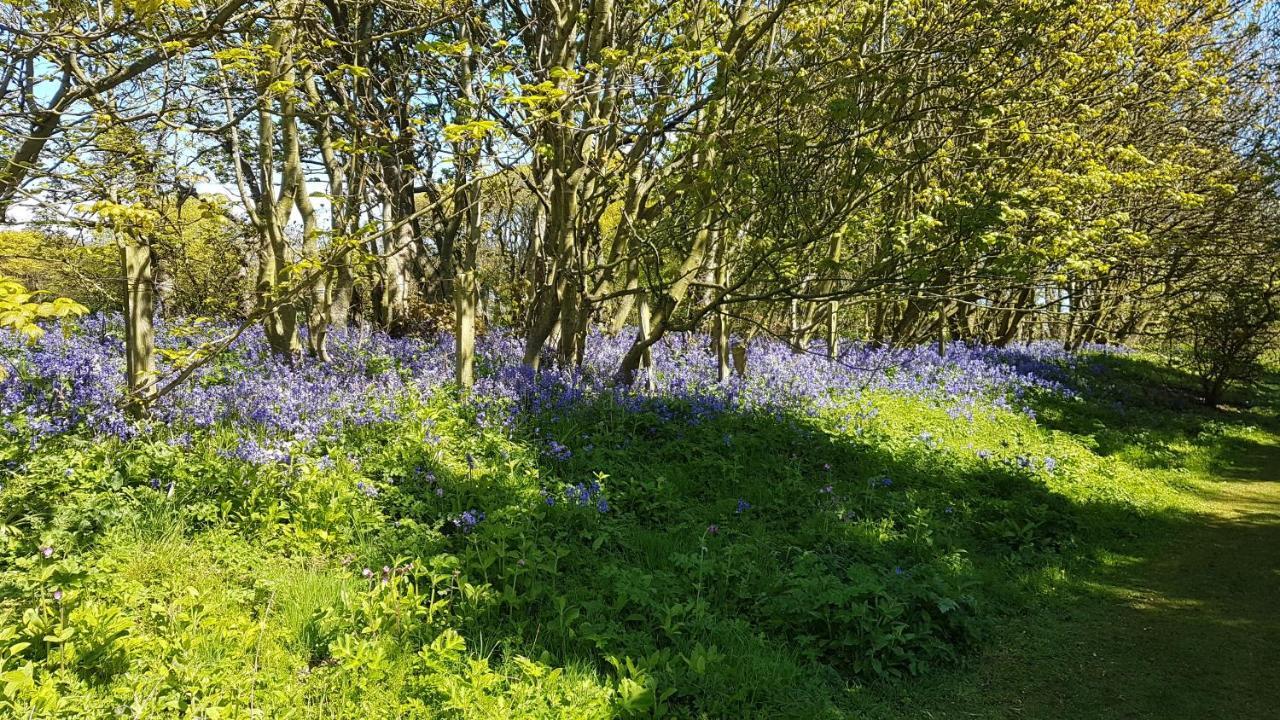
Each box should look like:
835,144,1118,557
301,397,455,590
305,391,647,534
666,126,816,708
1,355,1277,718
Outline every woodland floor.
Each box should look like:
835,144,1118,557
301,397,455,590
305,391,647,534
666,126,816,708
868,372,1280,719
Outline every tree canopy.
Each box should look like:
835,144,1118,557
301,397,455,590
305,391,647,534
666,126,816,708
1,0,1278,404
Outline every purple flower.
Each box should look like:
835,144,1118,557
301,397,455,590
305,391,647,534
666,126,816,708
52,589,63,602
706,524,719,535
454,509,486,533
545,440,572,461
39,546,53,559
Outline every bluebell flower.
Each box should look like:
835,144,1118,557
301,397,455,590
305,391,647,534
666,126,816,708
546,440,572,461
456,509,486,533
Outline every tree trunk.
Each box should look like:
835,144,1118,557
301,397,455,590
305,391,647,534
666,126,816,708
713,238,731,381
606,259,639,334
637,295,655,391
995,285,1035,346
826,300,839,359
120,236,156,418
329,262,354,329
454,270,477,389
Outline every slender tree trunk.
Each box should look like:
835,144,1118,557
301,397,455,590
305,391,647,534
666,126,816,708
255,12,302,359
454,270,477,388
120,235,156,418
827,300,839,359
606,259,639,334
995,285,1035,346
789,298,801,351
329,262,354,329
637,295,655,391
713,237,730,382
937,302,948,356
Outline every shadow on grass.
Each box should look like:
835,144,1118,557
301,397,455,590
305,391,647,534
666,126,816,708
1207,432,1280,482
1027,354,1280,473
948,493,1280,720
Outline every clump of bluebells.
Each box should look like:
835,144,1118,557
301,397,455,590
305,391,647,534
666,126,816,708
453,509,486,533
0,315,1113,455
544,480,610,514
544,440,572,462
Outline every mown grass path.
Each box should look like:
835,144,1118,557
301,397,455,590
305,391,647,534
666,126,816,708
998,448,1280,719
870,371,1280,720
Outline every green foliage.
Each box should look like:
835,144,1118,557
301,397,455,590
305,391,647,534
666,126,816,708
0,277,89,344
1176,282,1279,405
